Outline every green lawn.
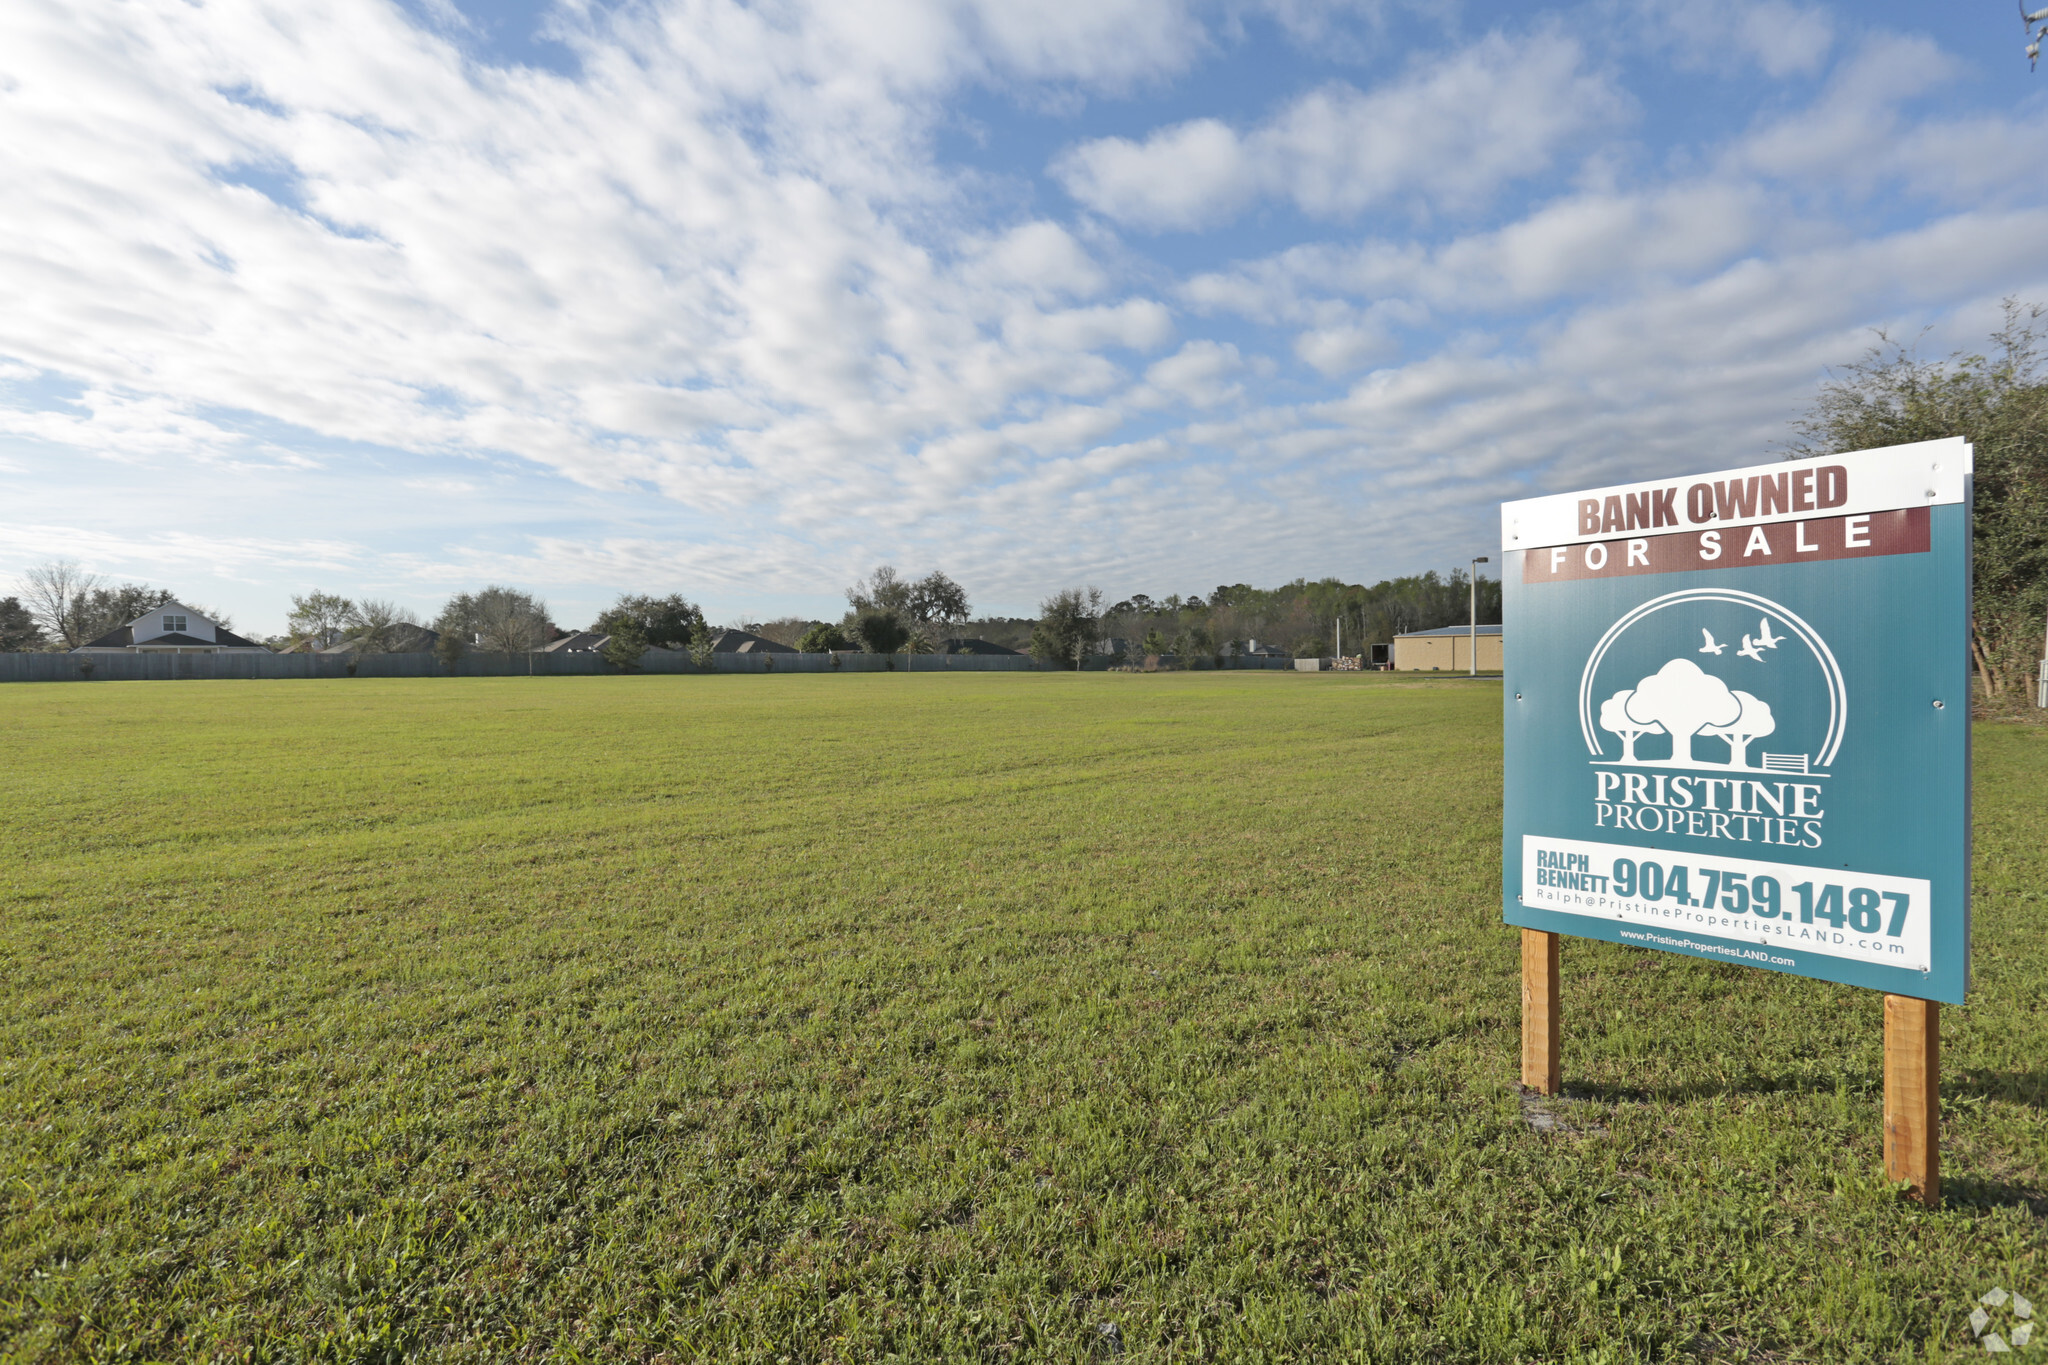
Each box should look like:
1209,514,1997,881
0,673,2042,1363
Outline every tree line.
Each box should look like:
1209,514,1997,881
6,300,2039,689
1023,571,1503,668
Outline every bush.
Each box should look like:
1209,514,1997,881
854,608,909,655
797,621,851,652
601,619,649,671
688,621,717,670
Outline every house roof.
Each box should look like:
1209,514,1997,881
133,632,223,648
545,631,611,653
710,628,795,653
316,623,440,654
942,637,1022,656
1394,623,1503,638
79,623,268,650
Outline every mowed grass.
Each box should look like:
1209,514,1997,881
0,673,2043,1364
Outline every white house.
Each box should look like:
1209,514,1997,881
75,602,271,655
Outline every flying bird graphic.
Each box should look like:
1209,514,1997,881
1755,619,1785,650
1699,628,1727,656
1737,634,1767,663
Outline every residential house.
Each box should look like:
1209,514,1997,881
76,602,270,655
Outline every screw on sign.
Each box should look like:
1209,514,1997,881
1501,438,1972,1206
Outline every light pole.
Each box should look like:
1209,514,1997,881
1470,556,1489,676
2038,609,2047,708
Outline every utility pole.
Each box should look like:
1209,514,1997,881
1470,556,1489,676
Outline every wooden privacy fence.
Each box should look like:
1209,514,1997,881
0,649,1309,683
0,649,1023,682
0,642,1310,679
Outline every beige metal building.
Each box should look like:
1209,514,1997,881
1392,623,1502,672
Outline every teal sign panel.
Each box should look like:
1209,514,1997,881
1500,439,1972,1002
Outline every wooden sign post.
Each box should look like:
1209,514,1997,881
1883,994,1940,1207
1499,439,1972,1205
1520,929,1561,1095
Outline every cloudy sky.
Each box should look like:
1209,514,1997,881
3,0,2043,635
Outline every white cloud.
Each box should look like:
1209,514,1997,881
1735,34,1961,186
1638,1,1835,79
2,1,2045,633
1052,119,1255,231
1051,32,1628,229
0,0,1198,545
1293,324,1396,378
1133,340,1244,408
967,221,1109,299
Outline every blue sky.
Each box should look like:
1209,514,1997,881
3,0,2044,635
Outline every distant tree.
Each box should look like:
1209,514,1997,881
593,593,703,650
908,571,969,631
16,560,104,648
341,599,422,655
797,621,851,652
1140,626,1167,657
1598,689,1656,763
1170,620,1212,662
600,617,649,671
1296,635,1329,659
1701,690,1775,769
1790,300,2048,703
287,591,356,651
438,586,550,653
1031,587,1102,669
687,619,718,670
847,566,967,650
434,627,468,673
846,565,913,616
854,607,910,656
0,596,44,651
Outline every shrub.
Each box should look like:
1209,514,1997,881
854,608,909,655
687,621,718,670
797,621,851,652
601,619,649,672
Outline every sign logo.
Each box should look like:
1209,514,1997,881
1575,589,1845,850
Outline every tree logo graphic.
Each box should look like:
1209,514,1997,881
1577,589,1844,774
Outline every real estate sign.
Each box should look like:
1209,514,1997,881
1500,438,1972,1003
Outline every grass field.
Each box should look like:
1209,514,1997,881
0,673,2042,1363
